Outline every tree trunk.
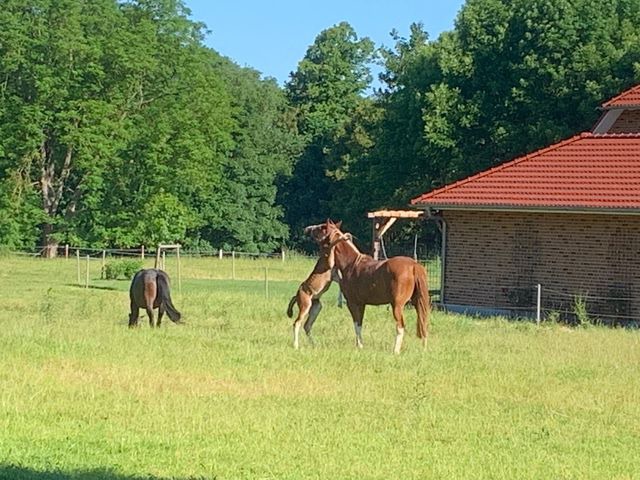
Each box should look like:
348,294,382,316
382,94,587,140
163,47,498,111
38,139,74,258
41,223,59,258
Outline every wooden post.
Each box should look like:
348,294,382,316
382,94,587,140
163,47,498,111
141,245,145,260
65,244,69,259
85,255,90,289
232,251,236,280
101,250,106,279
76,250,81,285
281,249,285,262
218,248,223,260
264,266,269,298
155,246,161,269
176,245,182,294
372,220,380,260
162,251,166,271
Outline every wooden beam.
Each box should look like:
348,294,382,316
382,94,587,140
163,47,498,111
367,210,424,219
368,209,424,259
376,217,397,238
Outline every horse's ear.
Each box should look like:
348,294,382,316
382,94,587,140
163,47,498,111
325,218,332,227
335,220,342,229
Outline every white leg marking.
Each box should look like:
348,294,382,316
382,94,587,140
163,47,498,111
393,327,405,354
354,323,364,349
293,322,301,349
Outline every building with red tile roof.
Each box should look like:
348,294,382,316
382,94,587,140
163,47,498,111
411,85,640,323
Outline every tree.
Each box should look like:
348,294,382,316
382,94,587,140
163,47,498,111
284,22,376,246
0,0,300,253
0,0,221,254
203,58,303,252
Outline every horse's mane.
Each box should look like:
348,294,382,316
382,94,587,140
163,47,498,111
341,238,376,265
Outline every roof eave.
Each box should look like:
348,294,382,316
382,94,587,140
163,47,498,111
600,105,640,111
411,204,640,215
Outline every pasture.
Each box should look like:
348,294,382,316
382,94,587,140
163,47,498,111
0,254,639,480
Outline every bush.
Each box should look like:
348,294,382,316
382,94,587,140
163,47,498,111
104,259,143,280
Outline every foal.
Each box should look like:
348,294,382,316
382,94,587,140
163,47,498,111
287,228,348,349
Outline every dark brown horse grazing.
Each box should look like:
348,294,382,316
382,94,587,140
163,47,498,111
307,220,430,353
129,269,182,328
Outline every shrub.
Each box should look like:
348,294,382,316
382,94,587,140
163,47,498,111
573,294,593,327
104,259,143,280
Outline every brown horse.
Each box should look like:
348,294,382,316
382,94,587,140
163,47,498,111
287,225,349,349
129,269,182,328
307,220,430,353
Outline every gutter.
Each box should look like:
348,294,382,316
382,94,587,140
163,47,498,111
412,204,640,216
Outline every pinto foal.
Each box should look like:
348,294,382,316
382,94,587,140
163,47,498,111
287,228,348,349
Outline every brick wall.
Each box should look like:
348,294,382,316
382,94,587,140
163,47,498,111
609,109,640,133
442,210,640,322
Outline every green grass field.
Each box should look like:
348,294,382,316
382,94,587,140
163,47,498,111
0,255,639,480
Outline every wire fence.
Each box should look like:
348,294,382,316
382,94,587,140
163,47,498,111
10,246,633,324
6,244,443,304
476,284,640,326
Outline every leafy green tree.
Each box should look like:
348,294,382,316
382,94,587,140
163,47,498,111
0,0,299,253
284,22,376,245
0,0,130,254
204,59,303,252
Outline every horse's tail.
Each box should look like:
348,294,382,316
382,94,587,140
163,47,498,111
412,263,430,343
156,272,182,323
286,295,297,318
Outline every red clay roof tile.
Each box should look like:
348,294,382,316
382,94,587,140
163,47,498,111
411,132,640,211
602,84,640,108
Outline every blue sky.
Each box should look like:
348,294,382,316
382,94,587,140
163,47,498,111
183,1,465,86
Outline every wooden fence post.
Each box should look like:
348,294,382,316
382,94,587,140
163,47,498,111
76,250,81,285
176,245,182,294
85,255,90,289
101,250,106,279
232,251,236,280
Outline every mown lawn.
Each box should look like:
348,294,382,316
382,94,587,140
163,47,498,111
0,255,638,479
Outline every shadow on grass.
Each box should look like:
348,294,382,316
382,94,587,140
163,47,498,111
62,283,121,292
0,464,214,480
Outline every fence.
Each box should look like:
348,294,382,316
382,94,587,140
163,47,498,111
479,284,640,327
8,244,443,303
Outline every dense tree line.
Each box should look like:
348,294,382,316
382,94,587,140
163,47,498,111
1,0,639,255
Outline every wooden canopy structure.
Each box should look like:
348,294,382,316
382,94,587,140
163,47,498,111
367,210,424,260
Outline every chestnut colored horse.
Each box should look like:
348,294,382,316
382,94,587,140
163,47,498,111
307,220,430,353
